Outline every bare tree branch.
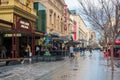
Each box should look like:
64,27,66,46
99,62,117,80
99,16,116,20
78,0,120,71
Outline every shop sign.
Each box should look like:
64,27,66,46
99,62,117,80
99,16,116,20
74,21,77,40
63,4,67,31
20,20,30,29
20,20,29,29
17,18,31,31
4,33,21,37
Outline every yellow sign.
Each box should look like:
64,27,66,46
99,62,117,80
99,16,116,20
4,34,21,37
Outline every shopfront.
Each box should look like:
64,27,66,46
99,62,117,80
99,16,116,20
0,0,38,59
11,15,36,58
0,19,13,58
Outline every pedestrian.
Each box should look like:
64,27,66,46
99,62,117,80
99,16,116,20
69,45,74,59
89,47,92,56
74,45,79,59
35,45,40,55
26,44,32,64
1,45,7,59
80,47,85,56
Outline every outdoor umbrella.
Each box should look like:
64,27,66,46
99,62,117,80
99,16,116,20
108,40,120,45
65,40,81,46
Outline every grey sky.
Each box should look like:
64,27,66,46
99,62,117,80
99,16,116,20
65,0,80,10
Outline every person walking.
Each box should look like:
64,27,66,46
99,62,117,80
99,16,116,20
35,45,40,55
74,45,79,60
69,45,74,59
1,45,7,59
80,47,85,56
89,47,92,56
27,44,32,63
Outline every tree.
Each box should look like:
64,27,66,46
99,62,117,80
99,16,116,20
78,0,120,71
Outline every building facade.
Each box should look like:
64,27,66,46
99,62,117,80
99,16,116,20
70,14,88,47
87,29,96,47
0,0,37,58
34,0,70,36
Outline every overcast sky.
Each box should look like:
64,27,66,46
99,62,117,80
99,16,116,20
65,0,80,10
65,0,100,40
65,0,91,27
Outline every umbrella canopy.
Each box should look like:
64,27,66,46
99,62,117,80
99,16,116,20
51,37,64,43
108,40,120,45
51,32,60,37
65,40,81,46
60,36,73,41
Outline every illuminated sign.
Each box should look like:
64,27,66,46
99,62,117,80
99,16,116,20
4,34,21,37
20,20,29,29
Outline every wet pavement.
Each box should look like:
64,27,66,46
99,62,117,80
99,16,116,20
0,50,120,80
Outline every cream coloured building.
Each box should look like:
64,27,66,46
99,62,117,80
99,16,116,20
34,0,70,36
87,28,96,46
70,14,88,47
0,0,37,57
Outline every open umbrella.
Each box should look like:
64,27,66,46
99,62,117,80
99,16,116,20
65,40,81,46
108,40,120,45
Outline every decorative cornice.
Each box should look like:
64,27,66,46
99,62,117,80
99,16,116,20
0,5,37,22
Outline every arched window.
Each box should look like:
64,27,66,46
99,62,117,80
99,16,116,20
54,13,56,28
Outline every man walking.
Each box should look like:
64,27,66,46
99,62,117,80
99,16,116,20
1,45,7,59
69,45,74,59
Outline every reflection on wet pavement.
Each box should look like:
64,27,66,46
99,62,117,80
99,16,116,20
37,50,120,80
0,50,120,80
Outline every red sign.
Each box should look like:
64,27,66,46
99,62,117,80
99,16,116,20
74,21,77,40
17,18,31,32
108,40,120,45
63,4,67,31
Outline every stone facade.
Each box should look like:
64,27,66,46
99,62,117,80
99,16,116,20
0,0,37,57
34,0,70,36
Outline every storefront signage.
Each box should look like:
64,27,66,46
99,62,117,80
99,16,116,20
74,21,77,40
20,20,29,29
4,33,21,37
17,18,31,31
63,4,67,31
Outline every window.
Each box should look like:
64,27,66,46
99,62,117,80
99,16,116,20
54,13,56,28
57,16,59,30
19,0,24,4
49,14,52,25
26,0,30,6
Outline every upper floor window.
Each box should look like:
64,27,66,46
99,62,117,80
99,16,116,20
19,0,24,4
26,0,30,6
0,0,9,4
